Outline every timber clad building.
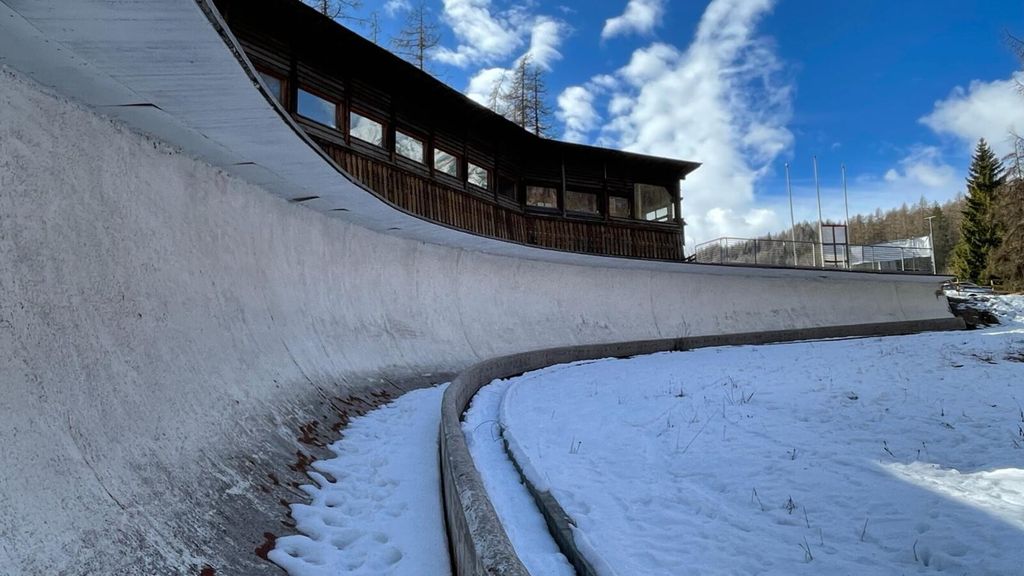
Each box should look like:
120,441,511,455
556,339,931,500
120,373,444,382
213,0,701,260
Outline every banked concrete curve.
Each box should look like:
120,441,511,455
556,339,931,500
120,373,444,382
0,1,959,575
439,321,962,576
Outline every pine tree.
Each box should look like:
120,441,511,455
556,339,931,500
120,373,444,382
985,136,1024,288
390,3,440,72
951,138,1005,282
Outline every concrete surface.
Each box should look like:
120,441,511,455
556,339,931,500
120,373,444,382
0,2,961,574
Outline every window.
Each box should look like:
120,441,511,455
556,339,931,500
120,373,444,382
297,88,337,128
636,183,675,221
434,148,459,177
259,71,284,102
395,131,425,163
526,185,558,209
498,176,517,200
609,196,631,218
349,111,384,147
467,163,489,189
566,190,599,214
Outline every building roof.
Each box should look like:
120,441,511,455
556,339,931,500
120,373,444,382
242,0,701,179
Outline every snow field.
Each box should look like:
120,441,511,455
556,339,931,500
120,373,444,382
269,385,451,576
493,296,1024,575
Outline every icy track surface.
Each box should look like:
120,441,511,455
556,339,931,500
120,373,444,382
269,385,450,576
498,296,1024,575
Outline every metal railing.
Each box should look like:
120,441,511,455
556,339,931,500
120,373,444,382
692,237,934,273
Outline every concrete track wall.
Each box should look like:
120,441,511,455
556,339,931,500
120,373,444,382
0,66,954,575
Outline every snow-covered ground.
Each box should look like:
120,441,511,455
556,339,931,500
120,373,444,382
490,296,1024,575
463,378,575,575
269,385,450,576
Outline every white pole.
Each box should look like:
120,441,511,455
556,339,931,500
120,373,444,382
842,163,850,268
925,215,936,274
813,155,823,268
786,162,797,266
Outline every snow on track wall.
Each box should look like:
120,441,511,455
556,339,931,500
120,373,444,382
0,66,956,574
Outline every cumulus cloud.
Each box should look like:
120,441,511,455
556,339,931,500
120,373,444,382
882,146,958,190
465,67,508,106
602,0,667,40
525,16,565,70
587,0,793,245
920,74,1024,156
460,12,566,110
557,86,599,142
434,0,524,67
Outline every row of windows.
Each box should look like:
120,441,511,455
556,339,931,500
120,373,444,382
262,71,493,191
525,185,675,221
260,70,675,221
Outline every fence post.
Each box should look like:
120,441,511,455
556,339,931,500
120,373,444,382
753,239,758,265
900,248,906,272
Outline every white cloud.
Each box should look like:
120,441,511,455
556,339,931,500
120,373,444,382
525,17,565,70
882,146,958,190
458,12,567,113
557,86,599,143
589,0,792,245
602,0,667,40
434,0,524,68
465,67,508,106
384,0,411,17
920,74,1024,156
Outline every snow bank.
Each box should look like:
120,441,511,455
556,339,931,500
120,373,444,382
269,385,451,576
499,298,1024,574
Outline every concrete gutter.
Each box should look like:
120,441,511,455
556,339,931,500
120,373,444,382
439,317,963,575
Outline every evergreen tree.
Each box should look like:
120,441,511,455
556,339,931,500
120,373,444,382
985,136,1024,289
390,3,440,72
951,138,1004,282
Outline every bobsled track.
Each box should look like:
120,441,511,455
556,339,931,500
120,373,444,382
0,1,961,574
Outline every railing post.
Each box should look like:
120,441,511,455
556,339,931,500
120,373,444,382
900,247,906,272
753,238,758,265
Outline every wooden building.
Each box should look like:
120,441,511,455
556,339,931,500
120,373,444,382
213,0,700,260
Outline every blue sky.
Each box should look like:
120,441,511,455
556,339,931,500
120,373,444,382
318,0,1024,246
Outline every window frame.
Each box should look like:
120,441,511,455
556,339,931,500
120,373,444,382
467,161,490,191
635,183,675,222
256,68,286,106
348,108,387,148
608,195,632,219
565,188,602,216
296,85,339,129
433,147,461,179
394,129,427,164
524,183,560,211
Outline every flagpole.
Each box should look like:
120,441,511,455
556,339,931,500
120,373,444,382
842,163,850,268
786,162,797,266
813,155,823,268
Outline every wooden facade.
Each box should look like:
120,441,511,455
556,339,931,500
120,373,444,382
213,0,701,260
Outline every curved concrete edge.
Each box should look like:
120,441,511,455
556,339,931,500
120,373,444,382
440,317,964,575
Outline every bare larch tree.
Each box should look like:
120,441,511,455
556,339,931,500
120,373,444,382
390,3,440,72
